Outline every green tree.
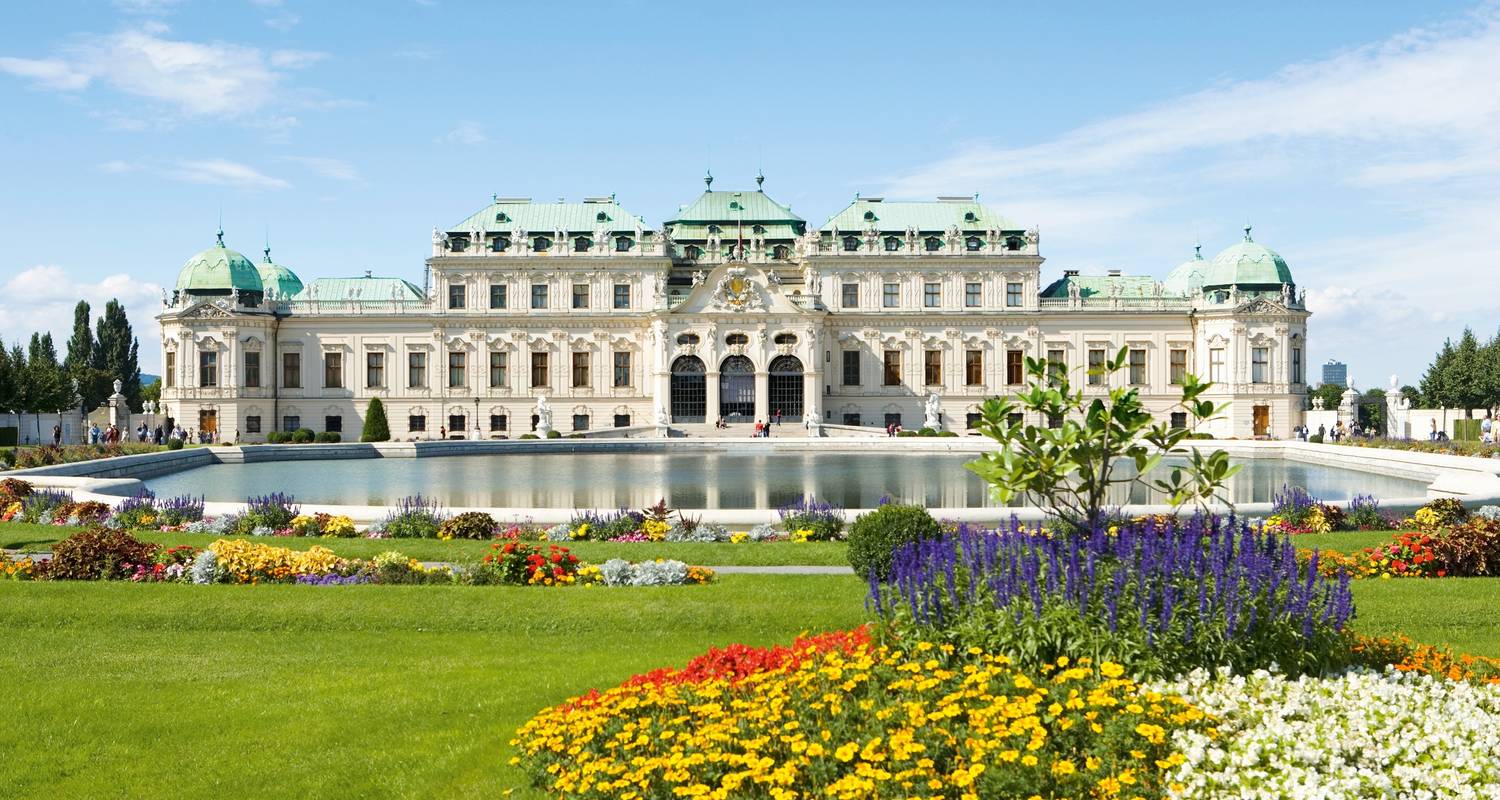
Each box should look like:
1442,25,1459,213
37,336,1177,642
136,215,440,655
95,299,142,410
1358,388,1386,433
966,347,1238,531
64,300,112,413
361,397,391,442
1307,383,1344,412
0,342,23,415
141,377,161,406
1419,338,1455,409
1448,328,1485,417
23,333,69,443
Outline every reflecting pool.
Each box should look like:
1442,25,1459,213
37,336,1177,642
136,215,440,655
140,451,1431,510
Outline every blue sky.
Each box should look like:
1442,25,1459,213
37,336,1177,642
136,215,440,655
3,0,1498,385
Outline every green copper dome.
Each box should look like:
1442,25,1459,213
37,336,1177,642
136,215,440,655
1162,244,1208,295
176,230,265,295
1202,226,1294,289
256,245,304,299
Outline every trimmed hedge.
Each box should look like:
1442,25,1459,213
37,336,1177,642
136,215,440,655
847,503,942,581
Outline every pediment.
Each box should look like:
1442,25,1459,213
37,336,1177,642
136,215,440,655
1237,297,1288,315
669,262,814,316
178,299,236,319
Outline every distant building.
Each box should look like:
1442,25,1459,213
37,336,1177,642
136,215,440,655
1321,360,1347,387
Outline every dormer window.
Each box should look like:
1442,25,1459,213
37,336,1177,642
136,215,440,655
924,236,941,252
708,225,721,234
614,236,633,252
965,236,983,252
449,236,469,252
884,237,901,251
963,211,977,223
863,210,876,221
574,236,592,252
496,212,510,223
1005,236,1025,251
532,236,552,252
595,211,609,222
491,236,509,252
684,245,702,260
772,244,789,260
842,236,859,252
725,333,749,346
753,224,765,234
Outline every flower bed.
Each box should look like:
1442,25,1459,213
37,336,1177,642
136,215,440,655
596,558,714,586
1153,668,1500,797
512,634,1209,799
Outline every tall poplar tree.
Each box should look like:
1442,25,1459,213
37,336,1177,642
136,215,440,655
1448,328,1484,417
0,338,18,415
24,333,68,442
64,300,110,413
1419,338,1455,409
95,299,142,409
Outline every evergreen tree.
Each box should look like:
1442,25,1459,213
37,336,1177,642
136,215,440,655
141,377,161,406
1448,328,1484,417
64,300,111,413
24,333,68,443
95,299,142,409
361,397,391,442
1419,338,1455,409
0,338,17,414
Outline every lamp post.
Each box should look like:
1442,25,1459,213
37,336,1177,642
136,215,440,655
473,396,480,441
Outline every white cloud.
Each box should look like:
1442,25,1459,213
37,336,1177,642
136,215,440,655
439,121,487,145
0,266,165,372
0,25,329,118
264,14,300,32
167,159,291,189
280,156,359,181
0,56,90,90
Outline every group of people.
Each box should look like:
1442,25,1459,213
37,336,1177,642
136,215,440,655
884,422,905,437
1293,421,1370,442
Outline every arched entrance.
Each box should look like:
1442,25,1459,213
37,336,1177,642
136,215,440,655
670,356,706,423
719,355,756,420
768,355,804,422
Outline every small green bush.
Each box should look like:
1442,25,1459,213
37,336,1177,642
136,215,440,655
546,430,562,439
265,431,287,444
314,431,341,443
847,503,942,581
519,434,539,440
166,438,184,450
292,428,315,444
917,427,938,437
1308,433,1323,444
896,430,918,438
362,397,391,442
937,431,959,437
438,511,498,540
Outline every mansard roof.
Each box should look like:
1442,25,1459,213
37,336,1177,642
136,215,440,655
820,197,1021,233
447,197,650,235
1039,273,1161,299
665,189,804,226
295,276,426,303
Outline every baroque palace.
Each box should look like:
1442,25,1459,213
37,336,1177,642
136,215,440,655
157,175,1309,441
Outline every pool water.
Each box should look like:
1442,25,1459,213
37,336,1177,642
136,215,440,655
140,451,1430,510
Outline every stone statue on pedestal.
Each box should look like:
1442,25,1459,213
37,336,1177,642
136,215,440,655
924,392,942,431
535,396,553,436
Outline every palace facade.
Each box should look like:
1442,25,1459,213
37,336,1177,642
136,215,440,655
157,177,1309,441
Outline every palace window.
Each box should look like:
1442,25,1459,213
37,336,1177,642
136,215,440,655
614,414,630,428
1006,350,1023,385
245,416,260,434
489,352,507,387
1252,347,1269,384
165,352,176,388
366,352,384,389
924,236,941,251
965,282,981,307
1006,282,1023,307
773,332,798,345
883,283,899,308
884,236,901,251
964,211,977,222
448,237,468,252
676,333,700,346
490,414,507,432
408,352,426,388
1006,236,1024,251
199,351,217,388
1291,347,1303,384
1128,349,1147,386
282,352,300,389
965,350,983,386
244,352,260,388
324,352,342,389
1170,349,1187,385
772,244,789,260
448,283,465,310
574,237,591,253
883,350,902,386
531,352,549,387
725,333,749,346
966,412,981,429
325,415,342,433
596,211,609,222
1047,349,1065,387
572,284,589,309
491,236,508,252
863,211,876,221
1088,348,1105,386
447,352,466,388
842,350,860,386
1209,348,1226,383
408,415,426,432
684,245,702,260
884,412,902,429
531,284,548,309
965,236,982,251
923,282,940,308
282,415,300,432
1170,411,1188,429
753,224,765,234
532,236,552,252
614,236,632,252
924,350,942,386
842,236,859,252
843,413,861,426
841,283,859,308
613,351,631,387
572,414,589,432
614,284,630,309
448,415,465,435
572,352,590,388
708,225,721,234
489,283,507,309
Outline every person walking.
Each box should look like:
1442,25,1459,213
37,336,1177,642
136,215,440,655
775,408,782,426
51,424,62,447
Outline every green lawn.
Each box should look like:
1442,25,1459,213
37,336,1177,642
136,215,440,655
1291,529,1398,555
0,576,870,799
0,522,851,566
1349,577,1500,657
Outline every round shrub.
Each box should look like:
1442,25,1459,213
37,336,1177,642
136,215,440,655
896,430,918,438
438,511,498,540
937,430,959,437
48,528,157,580
847,503,942,581
519,434,539,440
546,430,562,439
166,438,184,450
314,431,341,443
917,427,938,437
265,431,287,444
292,428,315,444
